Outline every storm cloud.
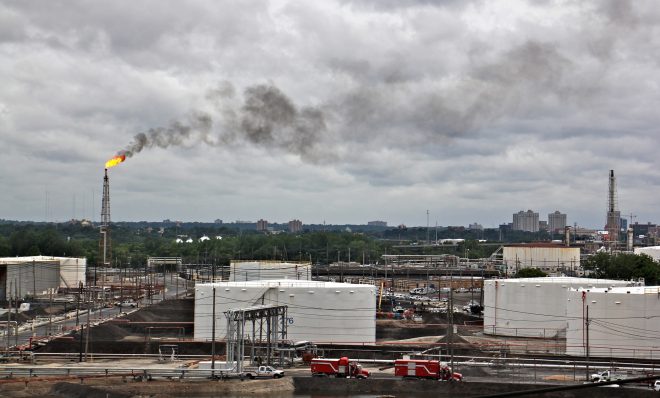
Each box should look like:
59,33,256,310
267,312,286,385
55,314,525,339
1,0,658,227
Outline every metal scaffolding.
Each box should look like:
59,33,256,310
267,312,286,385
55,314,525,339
225,304,288,373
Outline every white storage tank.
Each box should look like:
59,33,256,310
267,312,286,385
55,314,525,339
194,280,376,344
503,245,580,276
566,286,660,359
230,261,311,281
483,277,630,338
634,246,660,261
0,256,85,299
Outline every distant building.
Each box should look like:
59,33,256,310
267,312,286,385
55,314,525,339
499,223,513,232
632,222,657,238
367,221,387,227
548,211,567,233
256,219,268,232
214,219,223,224
469,222,483,231
288,219,303,233
513,210,539,232
503,244,580,276
539,221,548,231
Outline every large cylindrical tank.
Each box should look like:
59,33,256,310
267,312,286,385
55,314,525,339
483,277,630,338
230,261,311,281
566,286,660,359
194,280,376,344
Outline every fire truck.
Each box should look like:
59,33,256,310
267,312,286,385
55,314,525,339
394,359,463,381
310,357,370,379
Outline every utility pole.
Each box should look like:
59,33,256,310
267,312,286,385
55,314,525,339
7,280,12,352
84,307,90,361
426,210,430,245
449,273,455,373
119,260,123,314
585,305,590,381
48,288,53,336
79,321,84,362
14,283,18,348
76,282,82,326
211,287,216,379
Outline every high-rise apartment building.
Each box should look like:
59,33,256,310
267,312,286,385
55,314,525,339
256,219,268,232
513,210,539,232
548,211,567,233
288,219,303,233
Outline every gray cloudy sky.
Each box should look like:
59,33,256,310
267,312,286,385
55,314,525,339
1,0,658,228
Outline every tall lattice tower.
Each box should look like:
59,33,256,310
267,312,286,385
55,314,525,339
99,168,112,268
605,170,620,247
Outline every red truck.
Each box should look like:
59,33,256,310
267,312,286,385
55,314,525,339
394,359,463,381
310,357,370,379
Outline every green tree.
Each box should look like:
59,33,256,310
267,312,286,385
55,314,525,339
0,236,10,256
583,252,660,284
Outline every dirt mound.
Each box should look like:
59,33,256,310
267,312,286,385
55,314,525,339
377,319,436,328
90,323,131,341
377,322,446,341
127,299,193,323
458,366,491,377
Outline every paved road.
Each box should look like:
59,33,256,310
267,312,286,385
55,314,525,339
3,274,190,350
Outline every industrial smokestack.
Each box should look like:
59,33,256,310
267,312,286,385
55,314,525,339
606,169,620,248
627,228,634,252
565,226,571,247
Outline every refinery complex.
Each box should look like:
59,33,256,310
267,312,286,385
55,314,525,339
0,170,659,396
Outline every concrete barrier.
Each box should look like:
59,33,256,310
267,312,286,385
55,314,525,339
292,377,657,397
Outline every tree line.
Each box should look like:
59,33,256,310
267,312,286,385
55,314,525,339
0,222,493,267
5,222,656,285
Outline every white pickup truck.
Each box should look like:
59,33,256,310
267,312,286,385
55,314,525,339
118,300,137,308
243,366,284,379
591,369,624,383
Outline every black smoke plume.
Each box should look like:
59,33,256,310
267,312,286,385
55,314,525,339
118,84,326,162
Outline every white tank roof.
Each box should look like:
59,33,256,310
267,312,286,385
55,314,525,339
634,246,660,260
0,255,85,264
197,279,371,289
573,285,660,294
487,276,632,286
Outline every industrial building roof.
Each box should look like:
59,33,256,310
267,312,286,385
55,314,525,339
504,243,576,248
0,255,85,264
197,279,374,289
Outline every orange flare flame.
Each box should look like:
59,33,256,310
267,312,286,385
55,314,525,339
105,154,126,169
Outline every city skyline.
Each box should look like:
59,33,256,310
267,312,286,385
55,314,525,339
1,1,659,228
